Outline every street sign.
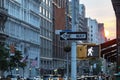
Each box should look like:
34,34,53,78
60,32,87,40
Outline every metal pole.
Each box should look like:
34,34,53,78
71,0,77,80
71,42,77,80
65,0,69,30
67,52,69,80
66,0,70,80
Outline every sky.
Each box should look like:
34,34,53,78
80,0,116,39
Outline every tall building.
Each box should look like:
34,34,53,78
98,23,106,44
39,0,53,75
69,0,79,29
79,4,85,18
3,0,41,78
53,0,81,76
78,4,88,43
52,0,67,72
86,18,106,44
69,1,88,44
78,4,86,32
86,18,99,44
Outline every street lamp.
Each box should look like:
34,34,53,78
16,68,19,71
16,67,19,77
64,45,71,80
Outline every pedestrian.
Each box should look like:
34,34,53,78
98,75,102,80
17,76,20,80
26,78,30,80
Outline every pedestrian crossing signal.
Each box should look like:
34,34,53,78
77,44,100,59
87,45,100,57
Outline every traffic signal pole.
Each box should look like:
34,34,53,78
71,0,77,80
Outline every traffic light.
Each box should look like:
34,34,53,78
77,45,87,59
87,45,100,57
77,43,100,59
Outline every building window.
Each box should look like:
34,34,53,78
49,12,51,19
46,10,48,17
49,1,51,6
46,0,48,4
91,30,93,32
43,0,45,2
91,34,93,37
43,8,45,15
91,26,93,28
91,39,93,41
40,6,42,13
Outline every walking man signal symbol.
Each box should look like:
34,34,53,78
88,47,93,56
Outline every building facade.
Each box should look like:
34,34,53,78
78,4,86,32
86,18,106,44
0,0,8,45
52,0,67,75
69,0,79,30
86,18,99,44
98,23,107,44
3,0,41,78
39,0,53,75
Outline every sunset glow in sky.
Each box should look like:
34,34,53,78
80,0,116,39
105,30,109,37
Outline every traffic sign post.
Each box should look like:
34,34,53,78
60,32,87,40
71,0,76,80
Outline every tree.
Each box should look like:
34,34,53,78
0,44,9,77
0,43,27,77
9,49,27,75
89,58,102,75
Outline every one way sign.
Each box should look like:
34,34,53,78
60,32,87,40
